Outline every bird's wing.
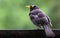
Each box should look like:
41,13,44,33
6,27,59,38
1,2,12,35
46,16,52,26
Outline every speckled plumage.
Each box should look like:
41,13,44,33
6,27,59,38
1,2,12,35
29,5,55,37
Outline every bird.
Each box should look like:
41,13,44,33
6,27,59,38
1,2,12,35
26,5,55,37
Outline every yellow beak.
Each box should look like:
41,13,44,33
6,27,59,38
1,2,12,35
26,5,30,8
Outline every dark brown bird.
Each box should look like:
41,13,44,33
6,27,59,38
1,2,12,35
26,5,55,37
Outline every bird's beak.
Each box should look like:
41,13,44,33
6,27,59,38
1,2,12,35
26,5,30,8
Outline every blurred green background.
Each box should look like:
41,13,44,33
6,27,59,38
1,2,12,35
0,0,60,30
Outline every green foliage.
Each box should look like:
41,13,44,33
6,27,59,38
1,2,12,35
0,0,60,29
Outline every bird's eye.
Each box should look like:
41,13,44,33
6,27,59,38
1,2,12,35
34,6,36,7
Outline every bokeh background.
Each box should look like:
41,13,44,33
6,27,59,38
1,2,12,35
0,0,60,30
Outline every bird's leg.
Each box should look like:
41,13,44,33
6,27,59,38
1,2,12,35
37,24,43,30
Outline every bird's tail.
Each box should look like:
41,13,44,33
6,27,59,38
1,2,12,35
43,25,55,37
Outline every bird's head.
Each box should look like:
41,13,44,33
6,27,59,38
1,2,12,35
26,5,39,11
